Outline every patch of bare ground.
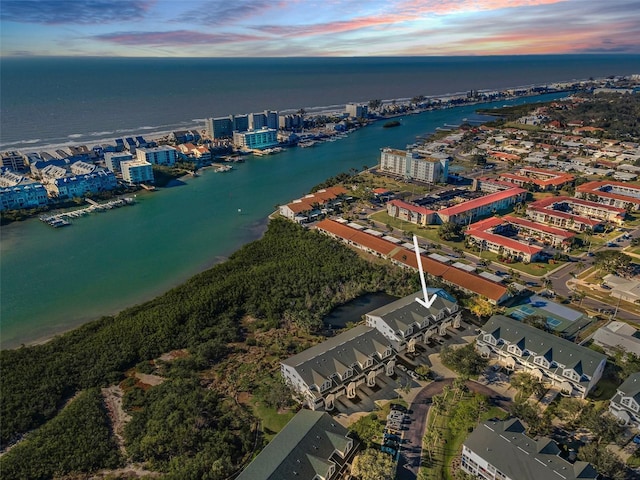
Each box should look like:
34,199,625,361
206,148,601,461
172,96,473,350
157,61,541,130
157,349,189,362
101,386,131,455
134,373,165,388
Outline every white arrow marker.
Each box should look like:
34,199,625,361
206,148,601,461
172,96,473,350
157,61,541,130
413,234,438,309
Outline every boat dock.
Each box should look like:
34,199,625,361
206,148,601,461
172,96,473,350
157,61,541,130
39,197,135,227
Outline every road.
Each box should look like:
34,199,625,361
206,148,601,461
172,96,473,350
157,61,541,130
395,379,511,480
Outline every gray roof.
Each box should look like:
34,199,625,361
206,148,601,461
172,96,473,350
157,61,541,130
464,419,598,480
481,315,606,380
612,372,640,406
281,325,392,387
593,324,640,356
237,410,353,480
366,288,457,333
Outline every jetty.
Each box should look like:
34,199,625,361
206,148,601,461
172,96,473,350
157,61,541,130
39,197,135,228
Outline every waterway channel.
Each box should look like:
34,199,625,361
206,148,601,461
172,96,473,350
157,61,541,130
0,93,568,348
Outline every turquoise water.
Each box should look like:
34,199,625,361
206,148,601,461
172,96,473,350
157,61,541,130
0,93,566,348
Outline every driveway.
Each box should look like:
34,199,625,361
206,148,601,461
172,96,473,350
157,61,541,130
395,379,512,480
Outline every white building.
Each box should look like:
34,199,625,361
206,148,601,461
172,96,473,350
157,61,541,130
476,315,606,398
104,152,133,172
593,321,640,356
233,128,279,150
609,373,640,429
136,146,177,166
346,103,368,118
365,289,461,352
121,160,154,185
379,147,449,183
461,419,598,480
281,325,396,411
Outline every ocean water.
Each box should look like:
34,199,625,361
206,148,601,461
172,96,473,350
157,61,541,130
1,92,566,348
1,55,639,150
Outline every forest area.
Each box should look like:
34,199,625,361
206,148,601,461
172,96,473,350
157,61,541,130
0,218,419,478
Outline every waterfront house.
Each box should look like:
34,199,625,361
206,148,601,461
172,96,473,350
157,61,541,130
461,419,598,480
121,160,154,185
237,410,357,480
476,315,606,398
0,171,48,211
609,373,640,429
0,151,28,172
365,289,461,352
48,169,117,199
279,187,348,223
281,325,396,411
232,128,279,150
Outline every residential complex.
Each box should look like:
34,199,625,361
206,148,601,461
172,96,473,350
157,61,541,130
281,325,396,411
461,419,598,480
609,373,640,429
465,216,545,263
237,410,356,480
0,151,27,172
315,219,510,304
346,103,368,119
232,128,279,150
527,196,626,231
136,146,177,166
121,160,154,185
0,179,48,211
498,167,574,191
379,147,449,184
278,187,350,223
365,289,461,353
476,315,606,398
104,152,133,172
576,180,640,211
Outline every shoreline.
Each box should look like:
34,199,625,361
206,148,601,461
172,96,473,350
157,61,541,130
0,84,606,350
0,77,595,153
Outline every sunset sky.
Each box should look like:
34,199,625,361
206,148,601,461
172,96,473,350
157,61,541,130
1,0,639,57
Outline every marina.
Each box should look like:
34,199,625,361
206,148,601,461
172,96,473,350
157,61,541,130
39,197,135,227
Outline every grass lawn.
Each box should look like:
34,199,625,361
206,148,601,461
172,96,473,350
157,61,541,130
588,376,623,402
358,172,434,196
251,401,296,442
421,395,506,480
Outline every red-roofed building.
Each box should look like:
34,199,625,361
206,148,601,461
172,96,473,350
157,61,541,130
437,187,527,225
279,187,350,222
465,217,545,263
386,199,436,226
498,167,574,191
528,195,626,230
576,180,640,211
315,219,510,304
488,151,521,162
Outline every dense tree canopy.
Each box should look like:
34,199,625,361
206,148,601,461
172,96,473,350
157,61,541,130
0,389,121,479
594,250,633,275
439,343,488,378
1,219,418,467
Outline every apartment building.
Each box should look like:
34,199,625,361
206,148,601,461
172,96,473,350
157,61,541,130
232,128,279,150
237,410,357,480
576,180,640,211
477,315,606,398
136,146,177,166
104,152,133,172
121,160,154,185
461,419,598,480
365,289,461,353
379,147,449,184
281,325,396,411
609,373,640,429
527,196,626,230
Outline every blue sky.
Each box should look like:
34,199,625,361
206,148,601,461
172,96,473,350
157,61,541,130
1,0,639,57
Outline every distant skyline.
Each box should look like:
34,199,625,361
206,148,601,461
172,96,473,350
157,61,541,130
1,0,640,57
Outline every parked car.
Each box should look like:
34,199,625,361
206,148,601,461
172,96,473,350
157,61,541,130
397,364,407,372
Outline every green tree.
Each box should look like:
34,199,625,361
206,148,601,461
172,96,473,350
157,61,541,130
594,250,632,275
349,414,382,448
438,221,462,241
578,442,628,480
352,449,395,480
465,296,497,321
440,343,488,377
